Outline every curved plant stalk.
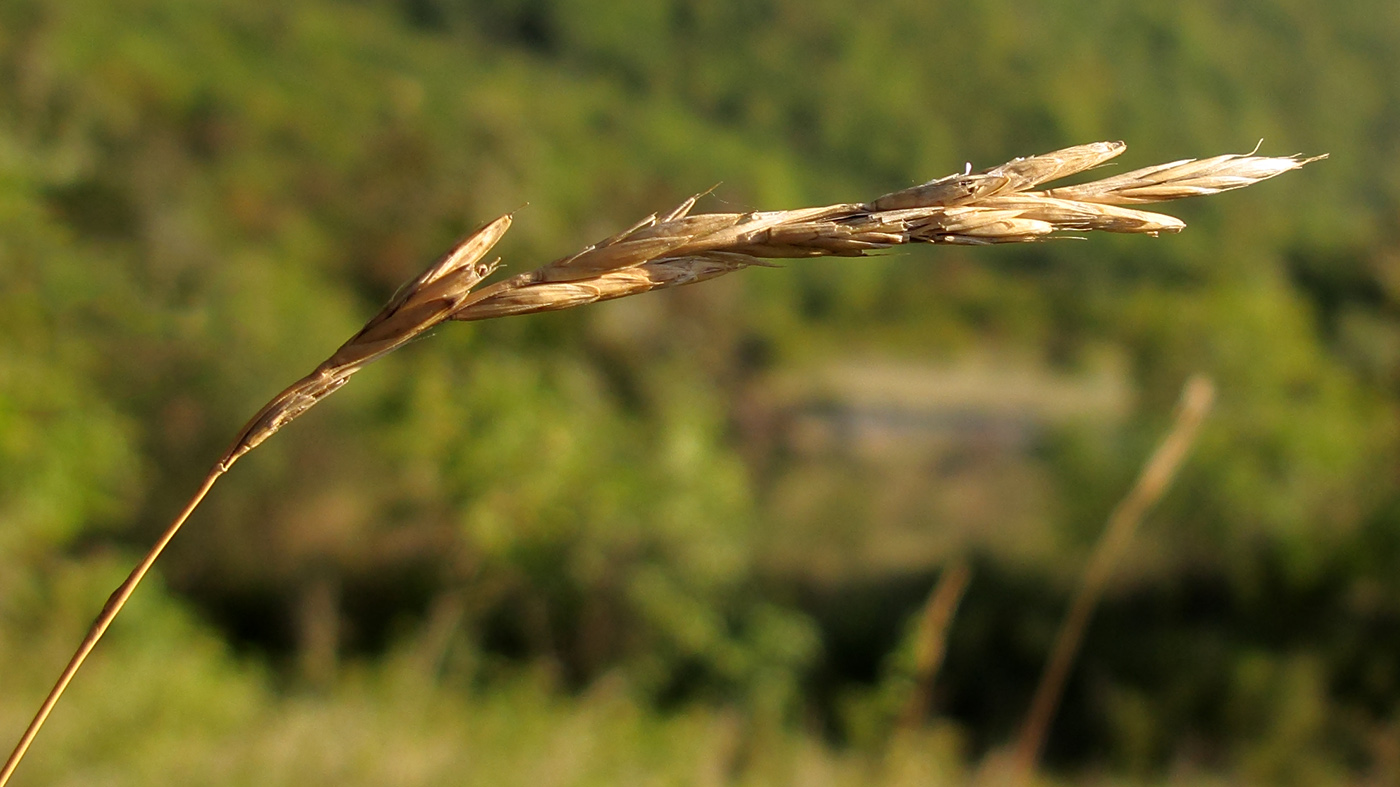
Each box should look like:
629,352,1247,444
1,143,1317,785
1007,374,1217,784
897,559,973,731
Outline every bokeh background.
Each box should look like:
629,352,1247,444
3,1,1399,784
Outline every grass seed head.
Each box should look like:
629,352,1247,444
451,142,1318,321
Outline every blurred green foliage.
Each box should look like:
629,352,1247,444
3,0,1400,783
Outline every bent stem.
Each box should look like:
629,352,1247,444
1007,375,1216,783
896,560,973,731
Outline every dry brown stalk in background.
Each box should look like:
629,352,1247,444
896,560,973,731
0,143,1315,785
1007,375,1218,784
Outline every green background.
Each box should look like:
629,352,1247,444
2,1,1399,784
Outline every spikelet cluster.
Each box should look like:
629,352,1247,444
448,142,1321,323
225,142,1318,457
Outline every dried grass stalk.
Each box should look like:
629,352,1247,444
0,142,1318,786
896,560,973,731
1007,375,1217,785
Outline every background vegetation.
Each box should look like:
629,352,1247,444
2,0,1399,783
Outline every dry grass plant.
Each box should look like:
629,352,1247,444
1005,374,1218,785
896,560,973,732
1,142,1317,785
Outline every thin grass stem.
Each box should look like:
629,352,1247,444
1007,375,1216,783
897,560,973,731
0,466,225,787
